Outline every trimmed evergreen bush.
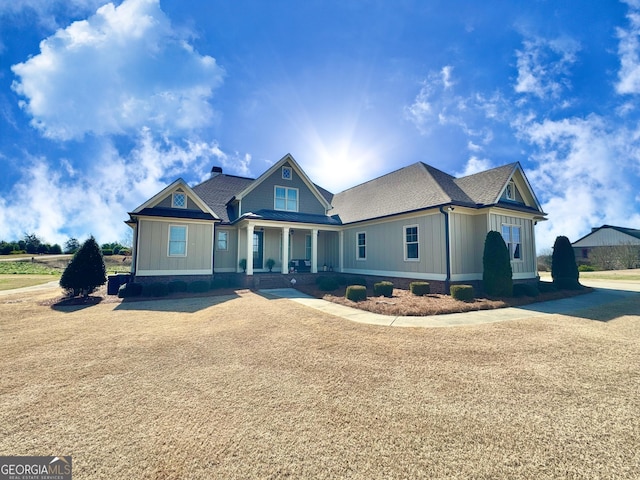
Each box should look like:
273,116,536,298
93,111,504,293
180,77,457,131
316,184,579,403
482,231,513,297
538,281,557,293
188,280,210,293
350,276,367,286
513,283,540,297
168,280,188,293
142,282,169,297
578,264,596,272
410,281,430,296
551,236,581,290
317,276,339,291
450,284,474,301
60,236,107,297
101,249,113,256
373,281,394,297
117,282,142,298
345,285,367,302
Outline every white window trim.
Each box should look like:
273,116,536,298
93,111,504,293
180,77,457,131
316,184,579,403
501,224,523,262
356,231,366,261
216,230,228,251
168,225,188,257
172,192,187,209
404,224,420,262
274,185,299,212
506,181,516,201
282,166,293,180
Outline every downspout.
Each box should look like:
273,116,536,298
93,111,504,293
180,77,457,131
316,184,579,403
439,206,452,293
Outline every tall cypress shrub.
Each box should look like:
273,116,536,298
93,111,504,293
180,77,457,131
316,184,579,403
60,236,107,297
482,230,513,297
551,236,580,289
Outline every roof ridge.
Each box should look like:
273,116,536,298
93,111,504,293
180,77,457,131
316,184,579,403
418,162,454,203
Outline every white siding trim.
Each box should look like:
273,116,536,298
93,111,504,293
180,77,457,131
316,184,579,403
136,269,212,276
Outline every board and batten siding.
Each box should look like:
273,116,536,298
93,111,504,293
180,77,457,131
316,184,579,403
342,213,446,279
156,193,203,211
241,162,326,215
488,213,536,278
136,219,214,275
213,228,238,272
449,212,486,277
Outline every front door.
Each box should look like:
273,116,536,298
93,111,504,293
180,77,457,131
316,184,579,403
253,231,264,270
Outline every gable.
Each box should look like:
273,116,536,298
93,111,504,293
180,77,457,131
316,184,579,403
572,226,640,247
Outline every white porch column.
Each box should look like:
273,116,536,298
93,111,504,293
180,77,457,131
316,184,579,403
282,227,290,274
339,230,344,272
246,223,254,276
311,228,318,273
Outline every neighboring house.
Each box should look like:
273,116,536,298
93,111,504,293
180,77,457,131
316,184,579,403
126,153,547,290
572,225,640,269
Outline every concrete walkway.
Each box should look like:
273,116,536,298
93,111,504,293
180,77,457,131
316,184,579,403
261,279,640,327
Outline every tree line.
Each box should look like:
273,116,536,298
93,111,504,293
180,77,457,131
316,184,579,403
0,233,130,256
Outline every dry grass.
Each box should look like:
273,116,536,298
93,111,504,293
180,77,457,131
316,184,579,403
1,286,639,479
0,274,58,291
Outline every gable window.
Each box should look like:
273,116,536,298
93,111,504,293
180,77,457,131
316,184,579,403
501,224,521,260
275,186,298,211
404,225,419,261
172,192,186,208
505,181,516,201
168,225,187,256
282,166,293,180
356,232,366,260
217,231,228,251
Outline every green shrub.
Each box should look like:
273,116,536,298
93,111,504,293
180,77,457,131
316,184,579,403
578,264,596,272
101,249,113,256
373,281,393,297
513,283,540,297
450,284,474,301
10,250,27,255
334,276,348,286
117,282,142,298
211,277,230,289
142,282,169,297
317,276,339,291
168,280,188,293
345,285,367,302
410,281,430,296
552,236,580,290
482,231,513,297
538,281,557,293
60,236,107,297
188,280,210,293
349,276,367,286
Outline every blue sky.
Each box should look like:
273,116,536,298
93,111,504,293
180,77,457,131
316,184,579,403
1,0,639,251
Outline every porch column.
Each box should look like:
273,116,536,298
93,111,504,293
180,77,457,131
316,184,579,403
339,230,344,272
246,223,254,276
311,228,318,273
282,227,290,274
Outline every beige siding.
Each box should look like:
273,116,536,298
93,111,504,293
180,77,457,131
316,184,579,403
214,228,238,272
573,228,640,247
342,213,446,278
489,213,536,276
136,219,213,275
450,213,485,275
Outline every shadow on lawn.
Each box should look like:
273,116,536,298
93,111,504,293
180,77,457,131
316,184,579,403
114,292,241,313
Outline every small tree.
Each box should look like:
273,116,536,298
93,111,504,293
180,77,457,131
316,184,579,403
482,230,513,297
60,236,107,297
551,236,580,289
64,237,80,254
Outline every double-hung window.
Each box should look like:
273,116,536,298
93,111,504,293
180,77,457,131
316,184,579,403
275,186,298,211
356,232,366,260
501,224,521,260
404,225,419,260
217,231,228,251
168,225,187,256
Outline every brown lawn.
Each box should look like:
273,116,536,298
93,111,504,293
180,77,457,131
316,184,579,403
0,285,639,479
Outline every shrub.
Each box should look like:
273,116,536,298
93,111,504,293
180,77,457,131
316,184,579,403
578,264,597,272
538,281,557,293
334,276,349,286
345,285,367,302
482,231,513,297
211,277,230,289
142,282,169,297
266,258,276,271
450,284,474,301
60,236,107,297
168,280,188,293
373,281,393,297
350,276,367,286
188,280,210,293
513,283,540,297
239,258,247,272
410,281,430,296
101,249,114,256
552,236,580,290
317,276,339,292
117,282,142,298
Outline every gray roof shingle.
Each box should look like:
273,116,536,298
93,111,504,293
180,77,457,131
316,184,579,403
192,174,254,223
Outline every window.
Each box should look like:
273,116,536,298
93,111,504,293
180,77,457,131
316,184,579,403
282,166,292,180
505,181,516,201
168,225,187,256
501,224,521,260
172,192,186,208
404,225,419,260
356,232,366,260
274,186,298,211
217,231,228,251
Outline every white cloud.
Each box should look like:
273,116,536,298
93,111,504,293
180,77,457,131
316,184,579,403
0,0,106,29
616,4,640,94
441,65,454,89
404,67,454,134
514,36,579,99
11,0,224,140
455,156,494,177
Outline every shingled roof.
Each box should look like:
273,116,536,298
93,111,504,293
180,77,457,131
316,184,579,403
192,174,254,223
